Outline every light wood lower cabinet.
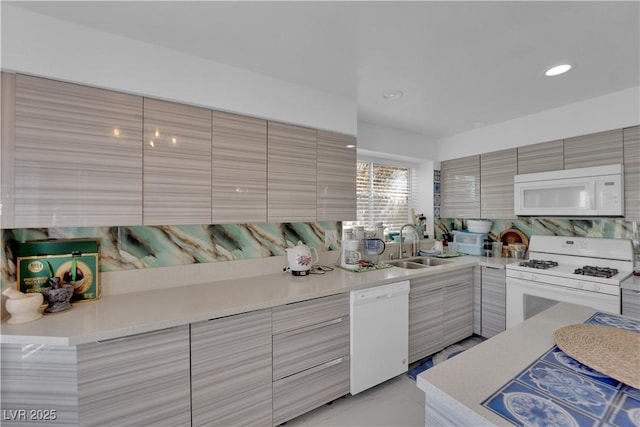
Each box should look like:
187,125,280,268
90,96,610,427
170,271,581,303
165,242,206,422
473,266,481,335
272,294,350,426
443,281,474,345
77,326,191,427
408,268,473,364
622,288,640,319
190,310,272,427
480,266,506,338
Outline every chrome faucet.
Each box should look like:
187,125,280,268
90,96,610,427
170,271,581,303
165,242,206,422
399,224,419,259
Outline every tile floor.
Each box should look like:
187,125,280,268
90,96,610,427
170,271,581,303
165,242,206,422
285,374,425,427
284,336,485,427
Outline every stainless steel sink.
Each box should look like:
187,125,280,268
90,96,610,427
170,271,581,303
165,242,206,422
404,257,453,266
387,260,428,269
388,257,453,269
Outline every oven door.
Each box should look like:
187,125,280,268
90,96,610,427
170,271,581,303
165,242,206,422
506,277,620,329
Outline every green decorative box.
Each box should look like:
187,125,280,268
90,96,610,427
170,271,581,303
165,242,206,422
17,239,100,303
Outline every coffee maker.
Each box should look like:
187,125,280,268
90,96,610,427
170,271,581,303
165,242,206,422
341,239,361,270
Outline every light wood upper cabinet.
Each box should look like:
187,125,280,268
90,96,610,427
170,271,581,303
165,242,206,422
517,139,564,174
623,125,640,220
316,130,357,221
1,72,15,228
143,98,212,225
481,148,517,219
267,122,317,222
14,74,143,227
441,155,480,218
212,111,267,223
564,129,624,170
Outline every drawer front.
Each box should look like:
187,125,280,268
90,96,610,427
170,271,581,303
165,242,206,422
273,355,350,426
273,316,349,380
272,293,349,334
410,268,473,295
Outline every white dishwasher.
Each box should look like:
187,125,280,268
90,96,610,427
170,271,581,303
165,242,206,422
350,280,410,395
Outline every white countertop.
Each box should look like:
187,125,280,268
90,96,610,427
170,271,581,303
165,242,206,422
416,303,599,426
1,254,494,346
622,273,640,291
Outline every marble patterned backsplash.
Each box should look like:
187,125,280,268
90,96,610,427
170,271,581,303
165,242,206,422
435,218,636,242
0,222,340,287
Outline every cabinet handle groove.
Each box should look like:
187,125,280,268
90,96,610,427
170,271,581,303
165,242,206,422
276,317,344,338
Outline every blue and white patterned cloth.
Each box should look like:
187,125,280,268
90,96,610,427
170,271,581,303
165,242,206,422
482,312,640,427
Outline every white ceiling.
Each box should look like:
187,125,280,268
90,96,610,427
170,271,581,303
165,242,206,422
9,1,640,139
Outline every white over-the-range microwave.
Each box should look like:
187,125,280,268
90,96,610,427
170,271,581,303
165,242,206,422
514,164,624,217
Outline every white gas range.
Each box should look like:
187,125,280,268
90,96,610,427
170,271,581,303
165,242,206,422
506,235,634,328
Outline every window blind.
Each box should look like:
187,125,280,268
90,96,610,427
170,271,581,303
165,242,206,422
350,161,413,233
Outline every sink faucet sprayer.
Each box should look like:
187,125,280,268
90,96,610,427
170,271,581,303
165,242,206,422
398,224,419,259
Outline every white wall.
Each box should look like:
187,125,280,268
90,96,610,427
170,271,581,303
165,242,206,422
438,86,640,161
356,120,437,233
0,4,357,135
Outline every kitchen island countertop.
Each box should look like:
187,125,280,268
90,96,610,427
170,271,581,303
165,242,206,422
416,302,630,426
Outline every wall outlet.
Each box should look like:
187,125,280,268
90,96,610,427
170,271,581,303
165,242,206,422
324,230,338,248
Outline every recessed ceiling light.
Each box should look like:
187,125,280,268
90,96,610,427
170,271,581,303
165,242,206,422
545,64,572,77
382,90,403,100
345,144,356,149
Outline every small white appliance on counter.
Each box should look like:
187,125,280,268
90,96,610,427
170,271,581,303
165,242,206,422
350,281,409,395
285,241,319,276
506,235,634,328
514,164,624,217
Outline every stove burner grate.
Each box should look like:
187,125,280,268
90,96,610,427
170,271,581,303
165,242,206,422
574,266,619,278
519,260,559,269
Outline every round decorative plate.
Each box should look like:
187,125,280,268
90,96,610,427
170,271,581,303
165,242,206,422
499,228,529,249
554,324,640,388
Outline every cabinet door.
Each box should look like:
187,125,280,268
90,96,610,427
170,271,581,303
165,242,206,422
267,122,317,222
441,155,480,218
622,288,640,319
409,280,444,363
623,126,640,220
14,74,142,227
564,129,624,170
212,111,267,223
517,139,564,175
77,326,190,427
1,343,78,426
481,148,517,219
316,130,357,221
473,266,481,335
1,72,15,228
143,98,212,225
191,310,272,427
481,266,506,338
443,280,473,347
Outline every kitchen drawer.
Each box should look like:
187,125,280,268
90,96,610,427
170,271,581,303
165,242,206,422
273,315,349,380
410,268,472,295
272,293,349,334
272,355,350,426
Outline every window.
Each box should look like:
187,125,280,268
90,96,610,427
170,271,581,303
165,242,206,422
349,161,414,233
